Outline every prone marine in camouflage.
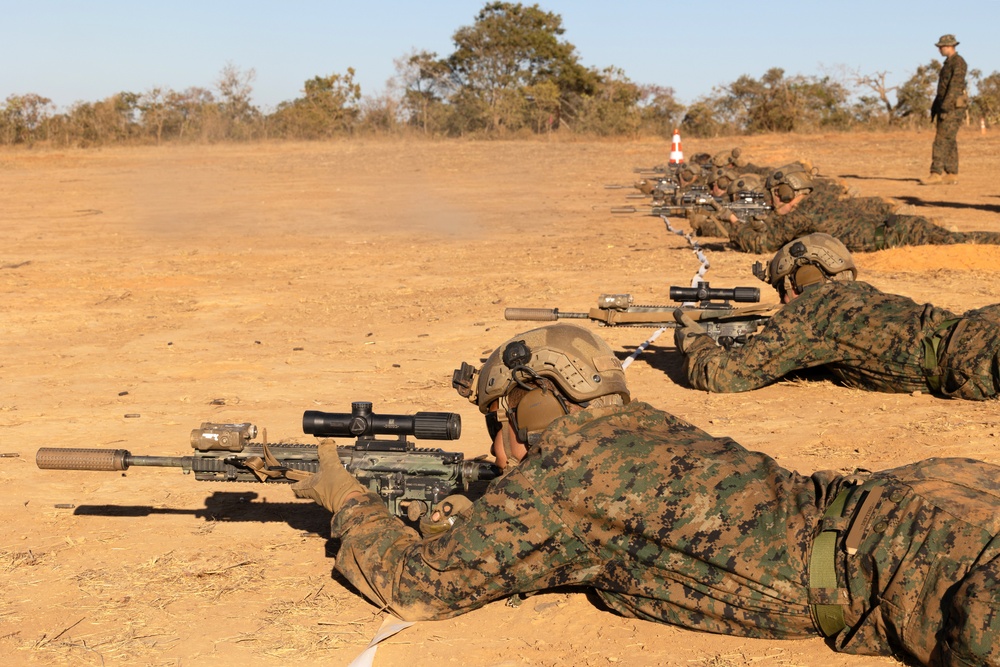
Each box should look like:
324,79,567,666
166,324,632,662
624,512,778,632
687,172,771,238
717,164,1000,253
637,148,766,205
675,233,1000,399
293,323,1000,665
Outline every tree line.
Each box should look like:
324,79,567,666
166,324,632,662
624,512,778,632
3,2,998,147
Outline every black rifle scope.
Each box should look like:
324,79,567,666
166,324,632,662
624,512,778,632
303,401,461,441
669,282,759,304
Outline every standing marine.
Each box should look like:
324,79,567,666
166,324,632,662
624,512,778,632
716,164,1000,253
923,34,968,185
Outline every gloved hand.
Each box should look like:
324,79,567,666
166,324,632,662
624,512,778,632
686,209,711,236
673,310,709,354
418,494,473,537
291,443,366,514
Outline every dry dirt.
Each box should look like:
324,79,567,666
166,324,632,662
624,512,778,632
2,130,1000,667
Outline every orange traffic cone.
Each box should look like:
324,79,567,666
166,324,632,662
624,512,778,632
669,128,684,164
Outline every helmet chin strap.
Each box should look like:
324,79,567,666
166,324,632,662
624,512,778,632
496,395,521,469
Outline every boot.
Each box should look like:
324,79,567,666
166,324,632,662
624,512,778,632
921,173,943,185
942,173,959,184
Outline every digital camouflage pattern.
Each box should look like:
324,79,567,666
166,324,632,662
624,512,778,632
931,52,968,175
334,402,831,633
679,280,1000,399
834,458,1000,665
721,178,1000,253
331,402,1000,665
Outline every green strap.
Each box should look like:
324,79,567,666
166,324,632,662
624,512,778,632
810,488,849,637
874,224,888,250
922,318,961,393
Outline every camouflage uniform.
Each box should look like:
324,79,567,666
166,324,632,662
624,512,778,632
724,179,1000,253
931,51,968,175
680,280,1000,399
331,401,1000,665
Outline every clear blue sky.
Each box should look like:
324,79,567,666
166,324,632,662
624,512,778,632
1,0,995,111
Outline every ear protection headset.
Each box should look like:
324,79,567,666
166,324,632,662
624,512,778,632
775,183,796,203
499,339,572,444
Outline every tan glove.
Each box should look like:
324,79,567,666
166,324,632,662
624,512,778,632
686,209,714,237
673,310,709,354
291,443,366,513
418,494,473,537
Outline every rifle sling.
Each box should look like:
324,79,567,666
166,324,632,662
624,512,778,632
810,483,886,637
809,488,849,637
921,317,964,393
245,443,312,482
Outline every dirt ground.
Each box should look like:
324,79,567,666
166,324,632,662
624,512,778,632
2,130,1000,666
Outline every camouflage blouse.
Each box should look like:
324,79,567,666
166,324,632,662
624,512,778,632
681,280,1000,399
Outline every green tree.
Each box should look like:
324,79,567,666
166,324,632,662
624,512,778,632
894,60,940,126
709,68,851,133
969,70,1000,126
795,76,851,130
270,69,362,139
139,87,172,144
216,62,259,139
714,68,797,133
681,99,725,138
0,93,55,145
395,50,456,134
444,2,597,133
59,92,139,146
636,84,684,138
575,67,641,136
166,87,218,141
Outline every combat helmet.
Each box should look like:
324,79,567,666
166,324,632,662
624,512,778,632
711,147,747,169
753,233,856,297
676,163,703,186
727,173,766,200
452,324,629,448
766,162,814,203
708,166,738,192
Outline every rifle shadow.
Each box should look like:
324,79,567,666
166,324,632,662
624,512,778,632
685,240,730,251
837,173,922,184
895,196,1000,214
73,490,333,538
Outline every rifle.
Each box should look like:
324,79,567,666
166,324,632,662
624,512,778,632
611,189,720,215
612,191,770,223
725,191,772,222
36,402,501,523
505,283,777,349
